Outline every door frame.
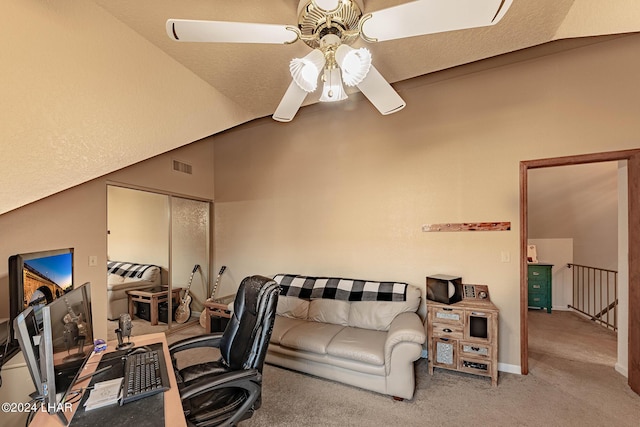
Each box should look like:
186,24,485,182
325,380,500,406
519,148,640,394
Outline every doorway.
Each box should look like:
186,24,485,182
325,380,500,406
107,185,211,334
519,149,640,395
526,162,619,376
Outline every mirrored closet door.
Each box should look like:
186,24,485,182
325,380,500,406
107,185,211,336
170,196,210,327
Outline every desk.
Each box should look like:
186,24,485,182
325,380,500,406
30,333,186,427
127,286,182,325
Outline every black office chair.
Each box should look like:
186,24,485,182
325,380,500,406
169,275,279,426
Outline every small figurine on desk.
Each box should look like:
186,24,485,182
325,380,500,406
116,313,134,350
94,338,107,352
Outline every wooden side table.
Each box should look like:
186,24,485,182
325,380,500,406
427,299,499,386
127,286,182,325
203,294,235,333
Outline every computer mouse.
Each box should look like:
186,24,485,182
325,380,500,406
125,346,152,356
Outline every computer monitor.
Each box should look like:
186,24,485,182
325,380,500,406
39,282,93,420
13,306,44,397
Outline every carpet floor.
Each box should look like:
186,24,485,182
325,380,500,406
167,310,640,426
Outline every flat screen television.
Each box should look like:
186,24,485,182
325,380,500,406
14,282,93,424
5,248,74,362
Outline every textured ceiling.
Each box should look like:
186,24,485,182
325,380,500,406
93,0,640,118
1,0,639,215
95,0,577,119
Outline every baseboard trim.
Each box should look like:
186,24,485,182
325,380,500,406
498,362,521,375
615,363,628,377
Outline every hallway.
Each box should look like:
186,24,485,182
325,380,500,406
528,309,617,368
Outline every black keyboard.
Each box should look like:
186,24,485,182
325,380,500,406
120,349,170,405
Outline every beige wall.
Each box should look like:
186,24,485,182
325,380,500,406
528,162,619,270
0,138,215,341
1,32,638,374
0,181,107,334
0,1,249,215
108,186,170,269
212,33,640,370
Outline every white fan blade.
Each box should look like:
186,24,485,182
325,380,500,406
273,81,309,122
357,65,405,115
361,0,513,42
167,19,298,44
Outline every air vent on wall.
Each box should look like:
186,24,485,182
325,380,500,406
173,159,193,175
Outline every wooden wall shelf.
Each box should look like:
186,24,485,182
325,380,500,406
422,222,511,232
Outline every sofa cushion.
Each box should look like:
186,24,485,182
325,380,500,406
276,295,309,319
348,286,421,331
308,299,350,326
107,264,161,287
279,321,344,355
108,274,125,285
107,280,157,294
271,316,306,345
326,327,386,365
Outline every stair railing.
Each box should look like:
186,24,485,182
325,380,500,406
567,263,618,331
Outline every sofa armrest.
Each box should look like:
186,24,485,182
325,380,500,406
384,312,426,369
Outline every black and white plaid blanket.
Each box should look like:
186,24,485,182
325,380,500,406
107,261,156,279
274,274,408,302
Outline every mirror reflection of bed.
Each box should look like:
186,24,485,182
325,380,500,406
107,185,211,340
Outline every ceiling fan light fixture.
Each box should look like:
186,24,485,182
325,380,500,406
290,49,326,92
336,45,371,86
167,0,515,122
312,0,342,12
319,67,347,102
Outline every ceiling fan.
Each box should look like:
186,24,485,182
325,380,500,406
167,0,513,122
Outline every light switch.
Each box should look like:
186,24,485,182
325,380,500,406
500,251,510,263
89,256,98,267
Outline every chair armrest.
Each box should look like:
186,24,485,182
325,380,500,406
179,369,261,401
384,312,426,366
169,332,224,356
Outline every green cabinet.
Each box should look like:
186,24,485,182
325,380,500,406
528,263,553,313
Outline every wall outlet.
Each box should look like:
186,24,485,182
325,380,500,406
88,255,98,267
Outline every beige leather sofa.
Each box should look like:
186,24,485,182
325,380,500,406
107,261,161,320
266,274,426,400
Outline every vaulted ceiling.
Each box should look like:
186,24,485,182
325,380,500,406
2,0,639,215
